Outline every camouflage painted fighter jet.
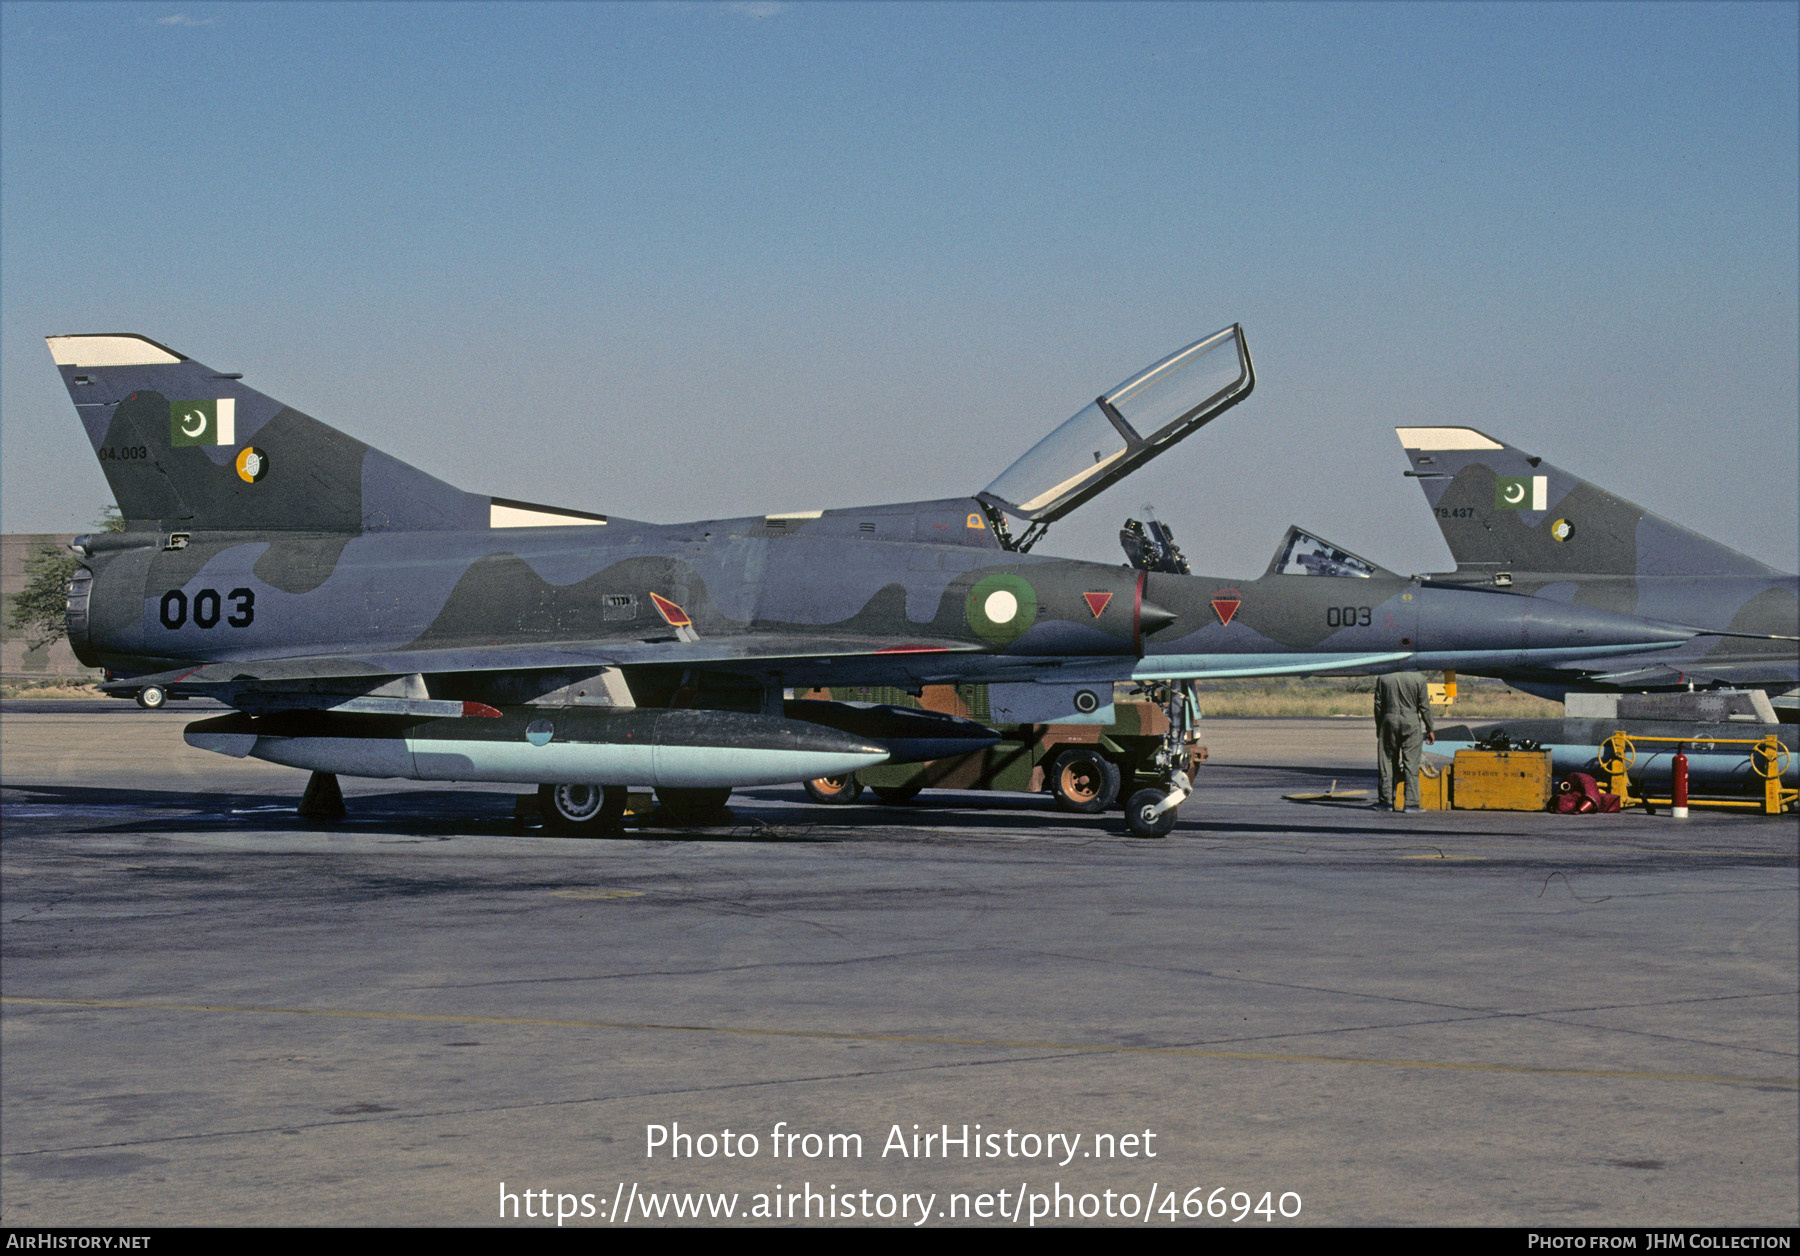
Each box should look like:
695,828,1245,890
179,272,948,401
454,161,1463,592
1396,427,1799,710
46,326,1708,835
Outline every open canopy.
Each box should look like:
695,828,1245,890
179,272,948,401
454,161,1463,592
978,323,1254,530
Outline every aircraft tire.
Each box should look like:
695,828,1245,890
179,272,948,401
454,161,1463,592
804,774,864,805
1048,748,1122,814
136,685,167,710
1124,788,1178,838
870,784,923,805
539,783,627,835
656,787,733,824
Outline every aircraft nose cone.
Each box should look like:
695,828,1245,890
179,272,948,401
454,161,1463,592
1138,599,1178,636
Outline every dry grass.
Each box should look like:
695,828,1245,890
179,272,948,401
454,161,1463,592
1,678,107,700
1189,677,1562,720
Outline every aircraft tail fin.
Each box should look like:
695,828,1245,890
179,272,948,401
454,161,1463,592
45,333,572,535
1396,426,1783,580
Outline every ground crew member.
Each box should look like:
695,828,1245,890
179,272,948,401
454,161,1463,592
1374,670,1435,811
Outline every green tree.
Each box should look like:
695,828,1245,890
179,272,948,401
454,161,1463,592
7,506,125,650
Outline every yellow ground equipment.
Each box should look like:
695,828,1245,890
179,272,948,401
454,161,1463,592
1600,732,1796,815
1427,669,1458,711
1282,779,1370,803
1449,749,1555,811
1406,763,1453,810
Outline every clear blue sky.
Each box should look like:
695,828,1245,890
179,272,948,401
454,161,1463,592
4,1,1795,574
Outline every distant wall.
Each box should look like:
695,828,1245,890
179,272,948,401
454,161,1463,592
1,533,100,678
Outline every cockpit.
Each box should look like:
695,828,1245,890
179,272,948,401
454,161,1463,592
1266,527,1390,579
977,324,1254,551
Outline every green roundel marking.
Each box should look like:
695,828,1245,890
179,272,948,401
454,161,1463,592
965,573,1038,645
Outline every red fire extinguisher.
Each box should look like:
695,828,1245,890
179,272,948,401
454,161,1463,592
1672,745,1689,819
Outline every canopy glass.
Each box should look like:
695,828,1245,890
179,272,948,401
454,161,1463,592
1266,526,1390,579
979,324,1253,526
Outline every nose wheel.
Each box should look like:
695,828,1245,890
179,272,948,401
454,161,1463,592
1125,787,1180,838
1123,680,1200,837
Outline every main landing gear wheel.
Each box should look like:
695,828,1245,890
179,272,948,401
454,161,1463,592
870,784,922,805
1048,748,1122,814
1124,787,1179,839
135,685,167,709
804,774,864,805
539,783,627,835
655,787,733,824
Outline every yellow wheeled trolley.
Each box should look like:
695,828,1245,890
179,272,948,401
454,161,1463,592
1599,731,1797,815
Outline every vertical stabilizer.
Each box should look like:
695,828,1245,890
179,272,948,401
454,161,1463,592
1396,426,1784,579
49,333,489,533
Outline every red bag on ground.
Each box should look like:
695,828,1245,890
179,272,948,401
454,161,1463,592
1554,772,1604,814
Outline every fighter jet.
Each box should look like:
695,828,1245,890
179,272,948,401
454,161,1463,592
1396,427,1799,711
47,326,1706,835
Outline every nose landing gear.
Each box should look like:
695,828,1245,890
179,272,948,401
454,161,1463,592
1125,680,1200,838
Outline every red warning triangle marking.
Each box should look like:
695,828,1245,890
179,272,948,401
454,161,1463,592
648,592,692,629
1211,594,1242,626
1082,591,1113,618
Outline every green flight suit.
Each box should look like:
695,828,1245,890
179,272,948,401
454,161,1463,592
1374,670,1435,810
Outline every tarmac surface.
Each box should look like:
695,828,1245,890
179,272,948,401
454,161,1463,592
2,701,1795,1228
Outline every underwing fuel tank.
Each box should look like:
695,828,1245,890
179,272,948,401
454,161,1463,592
184,706,890,788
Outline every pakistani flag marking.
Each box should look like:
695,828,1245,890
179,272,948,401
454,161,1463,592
1495,474,1547,511
170,398,235,447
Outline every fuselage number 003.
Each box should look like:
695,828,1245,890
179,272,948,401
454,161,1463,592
159,588,255,630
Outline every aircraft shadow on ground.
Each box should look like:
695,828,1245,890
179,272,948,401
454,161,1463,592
3,781,512,838
1,782,868,844
6,771,1488,845
1,781,1204,842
